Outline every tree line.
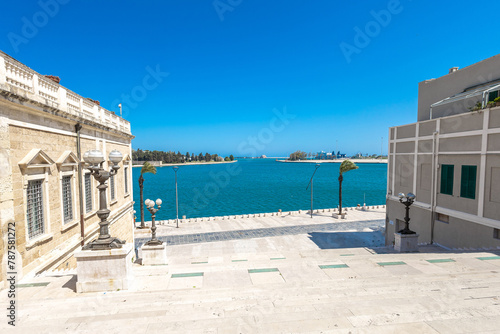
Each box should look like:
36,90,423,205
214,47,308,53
288,150,307,161
133,149,234,163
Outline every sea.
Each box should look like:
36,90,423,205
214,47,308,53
132,159,387,221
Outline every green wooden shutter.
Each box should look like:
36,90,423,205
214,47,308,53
461,165,477,199
440,165,454,195
489,91,499,101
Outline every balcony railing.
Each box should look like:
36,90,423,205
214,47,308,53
0,51,131,135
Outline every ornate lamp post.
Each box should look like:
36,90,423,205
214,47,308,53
306,164,321,218
82,149,125,250
398,192,416,235
144,198,163,246
172,166,179,228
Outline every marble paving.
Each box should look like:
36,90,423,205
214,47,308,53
2,209,500,333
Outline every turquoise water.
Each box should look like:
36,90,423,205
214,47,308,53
132,159,387,221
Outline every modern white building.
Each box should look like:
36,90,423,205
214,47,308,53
0,51,135,287
386,54,500,249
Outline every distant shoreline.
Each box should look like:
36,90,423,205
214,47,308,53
132,160,238,168
277,159,387,164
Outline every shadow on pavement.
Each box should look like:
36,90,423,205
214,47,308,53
308,231,385,249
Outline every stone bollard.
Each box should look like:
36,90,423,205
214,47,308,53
299,210,301,214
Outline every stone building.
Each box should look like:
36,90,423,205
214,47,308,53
0,51,135,287
386,54,500,249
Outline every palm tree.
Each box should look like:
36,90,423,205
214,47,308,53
338,160,358,216
138,161,156,228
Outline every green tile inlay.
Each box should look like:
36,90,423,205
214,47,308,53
270,257,286,260
248,268,279,274
16,282,50,288
232,259,248,262
171,272,204,278
319,264,349,269
191,261,208,264
377,261,406,266
477,256,500,261
426,259,455,263
340,254,355,257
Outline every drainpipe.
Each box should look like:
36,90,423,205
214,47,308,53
75,123,85,246
430,131,439,244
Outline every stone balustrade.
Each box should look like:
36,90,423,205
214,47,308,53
0,51,131,135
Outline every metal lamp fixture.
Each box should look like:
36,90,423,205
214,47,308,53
398,192,416,235
84,149,105,166
144,198,163,246
306,164,321,218
172,166,180,228
82,149,125,250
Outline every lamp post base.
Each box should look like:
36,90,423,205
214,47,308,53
76,243,133,293
394,233,419,252
144,239,163,246
140,243,167,266
82,237,126,250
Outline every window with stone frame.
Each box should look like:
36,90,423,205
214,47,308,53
110,174,116,200
61,175,73,223
27,179,45,239
85,173,92,213
124,167,129,194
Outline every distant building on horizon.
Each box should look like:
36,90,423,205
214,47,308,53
386,54,500,249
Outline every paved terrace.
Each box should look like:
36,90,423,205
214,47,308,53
2,208,500,333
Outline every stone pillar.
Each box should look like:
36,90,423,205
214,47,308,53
394,233,419,252
140,244,167,266
75,243,134,293
0,117,16,287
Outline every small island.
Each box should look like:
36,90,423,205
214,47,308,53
132,149,236,167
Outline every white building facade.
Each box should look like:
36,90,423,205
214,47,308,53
386,54,500,249
0,51,135,287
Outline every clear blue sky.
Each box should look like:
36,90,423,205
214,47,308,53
1,0,499,157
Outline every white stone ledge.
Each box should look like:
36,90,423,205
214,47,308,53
25,233,53,250
61,220,79,233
